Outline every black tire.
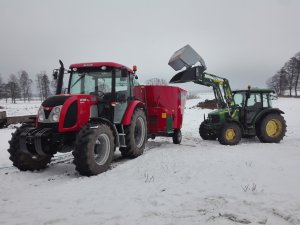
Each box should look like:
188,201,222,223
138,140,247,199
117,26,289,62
73,123,115,176
8,124,52,171
218,122,242,145
199,121,217,140
0,120,7,128
172,129,182,144
257,113,286,143
120,108,147,158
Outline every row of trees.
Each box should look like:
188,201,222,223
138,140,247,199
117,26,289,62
267,52,300,96
1,74,166,103
0,71,55,103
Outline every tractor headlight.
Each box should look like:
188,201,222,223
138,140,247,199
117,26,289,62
50,105,62,122
38,107,45,122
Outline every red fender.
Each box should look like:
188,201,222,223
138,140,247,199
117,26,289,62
122,100,145,125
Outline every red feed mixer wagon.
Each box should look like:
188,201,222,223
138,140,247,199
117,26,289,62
134,85,187,143
8,61,187,176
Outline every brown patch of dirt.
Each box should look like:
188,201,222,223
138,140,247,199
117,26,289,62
196,99,218,109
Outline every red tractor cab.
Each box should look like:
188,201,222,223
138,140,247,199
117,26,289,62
8,61,187,176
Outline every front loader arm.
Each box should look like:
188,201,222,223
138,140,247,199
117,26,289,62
170,66,234,109
168,45,235,109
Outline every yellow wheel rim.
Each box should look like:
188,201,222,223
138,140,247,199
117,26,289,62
266,119,282,137
225,128,236,141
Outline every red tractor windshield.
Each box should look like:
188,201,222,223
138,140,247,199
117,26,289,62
69,69,113,95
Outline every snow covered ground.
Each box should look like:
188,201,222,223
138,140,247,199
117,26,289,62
0,95,300,225
0,99,41,116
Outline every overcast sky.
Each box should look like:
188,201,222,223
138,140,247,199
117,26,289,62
0,0,300,90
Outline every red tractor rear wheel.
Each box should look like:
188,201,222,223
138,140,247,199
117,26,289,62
120,108,147,158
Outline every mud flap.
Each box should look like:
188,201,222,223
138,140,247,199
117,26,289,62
166,116,173,134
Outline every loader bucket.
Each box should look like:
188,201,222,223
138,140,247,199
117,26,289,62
170,66,206,83
168,44,207,71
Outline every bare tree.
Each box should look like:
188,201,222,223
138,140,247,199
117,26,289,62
0,75,3,100
268,51,300,97
0,76,9,103
293,57,300,96
146,78,168,85
4,83,9,103
36,74,43,101
18,70,33,102
279,68,288,96
266,74,280,95
36,72,50,101
8,74,20,103
284,58,297,97
50,78,57,95
267,69,288,96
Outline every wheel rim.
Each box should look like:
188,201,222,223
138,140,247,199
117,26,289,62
266,119,282,137
225,128,236,141
134,117,146,148
93,133,111,166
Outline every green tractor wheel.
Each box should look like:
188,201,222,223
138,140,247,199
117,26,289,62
199,121,217,140
218,122,242,145
257,113,286,143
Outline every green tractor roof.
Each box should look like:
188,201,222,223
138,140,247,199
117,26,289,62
233,89,275,94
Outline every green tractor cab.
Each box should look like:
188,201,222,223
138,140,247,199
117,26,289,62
201,88,286,145
169,45,286,145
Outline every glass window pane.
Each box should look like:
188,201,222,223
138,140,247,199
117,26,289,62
247,93,262,107
69,70,112,94
234,93,244,106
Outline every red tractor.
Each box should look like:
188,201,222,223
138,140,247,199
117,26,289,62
8,61,186,176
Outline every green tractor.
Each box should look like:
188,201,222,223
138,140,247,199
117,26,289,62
169,45,286,145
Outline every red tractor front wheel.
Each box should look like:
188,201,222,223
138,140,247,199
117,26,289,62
73,123,115,176
8,124,52,171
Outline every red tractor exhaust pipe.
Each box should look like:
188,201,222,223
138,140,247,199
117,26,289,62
55,60,64,95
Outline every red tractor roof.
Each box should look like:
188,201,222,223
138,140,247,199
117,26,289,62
69,62,133,73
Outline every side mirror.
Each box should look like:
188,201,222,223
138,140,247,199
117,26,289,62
121,69,128,78
53,70,58,80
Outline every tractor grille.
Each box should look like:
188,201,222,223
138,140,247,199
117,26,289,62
44,109,51,119
63,101,78,128
210,115,220,123
38,122,58,132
